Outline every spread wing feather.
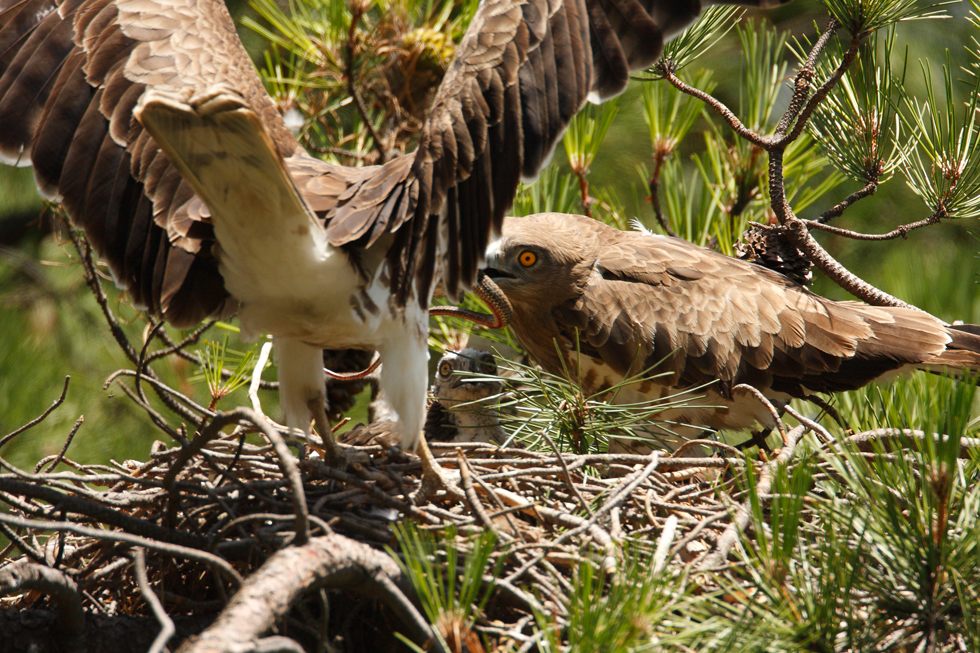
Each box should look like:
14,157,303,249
0,0,294,325
1,0,771,328
304,0,749,303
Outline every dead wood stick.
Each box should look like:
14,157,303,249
0,478,208,549
0,559,85,636
697,425,806,570
835,428,980,457
133,548,176,653
504,452,661,585
177,533,444,653
0,512,242,585
459,453,500,539
539,431,594,517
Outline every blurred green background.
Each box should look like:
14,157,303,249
1,0,978,471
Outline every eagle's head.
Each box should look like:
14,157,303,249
482,213,598,310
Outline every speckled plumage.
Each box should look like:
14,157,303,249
484,213,980,444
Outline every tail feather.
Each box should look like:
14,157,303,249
919,324,980,375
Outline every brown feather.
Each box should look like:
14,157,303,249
1,0,781,343
487,213,980,434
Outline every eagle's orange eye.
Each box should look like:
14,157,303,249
439,362,453,377
519,251,537,267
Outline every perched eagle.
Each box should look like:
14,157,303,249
483,213,980,445
0,0,778,466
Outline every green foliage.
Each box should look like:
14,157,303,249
490,354,712,454
247,0,480,158
564,99,620,177
6,0,980,649
190,330,263,408
816,378,980,648
643,5,743,78
534,551,699,653
807,30,905,184
393,524,501,651
640,69,714,152
817,0,950,36
712,461,863,652
900,50,980,220
512,167,582,217
737,21,790,132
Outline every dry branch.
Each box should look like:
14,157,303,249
178,534,440,653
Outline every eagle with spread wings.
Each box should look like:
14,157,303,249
0,0,778,467
484,213,980,449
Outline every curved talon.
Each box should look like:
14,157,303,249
430,272,512,328
324,352,382,380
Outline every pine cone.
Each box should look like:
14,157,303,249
735,224,813,286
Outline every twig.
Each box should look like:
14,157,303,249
459,452,500,539
672,438,743,459
668,510,731,560
833,428,980,457
647,148,677,236
663,71,769,148
470,472,525,542
105,369,214,419
697,425,806,569
733,384,787,443
815,180,878,223
774,31,862,146
539,430,594,517
39,416,83,474
136,322,166,407
240,408,310,546
63,217,139,365
770,158,918,310
0,478,209,549
0,376,70,450
0,559,85,636
177,534,443,653
133,548,176,653
774,19,840,137
777,402,833,444
0,512,242,585
504,452,660,585
145,319,217,364
802,211,942,241
804,394,849,432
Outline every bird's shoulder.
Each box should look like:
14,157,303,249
591,228,796,292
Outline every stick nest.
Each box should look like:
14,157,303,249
0,412,757,651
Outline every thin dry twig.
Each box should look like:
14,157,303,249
0,376,70,450
697,425,806,570
133,548,176,653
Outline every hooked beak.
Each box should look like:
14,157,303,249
482,241,515,281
